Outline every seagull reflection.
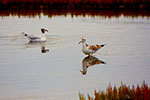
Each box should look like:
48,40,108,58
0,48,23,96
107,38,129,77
80,56,106,75
27,41,49,53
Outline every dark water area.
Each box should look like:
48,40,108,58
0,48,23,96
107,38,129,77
0,9,150,18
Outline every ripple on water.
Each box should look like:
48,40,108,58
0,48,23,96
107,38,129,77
0,34,62,50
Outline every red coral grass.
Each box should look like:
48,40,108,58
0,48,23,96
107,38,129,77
79,81,150,100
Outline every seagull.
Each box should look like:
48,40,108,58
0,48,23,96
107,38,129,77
22,28,48,42
80,56,106,75
79,38,105,56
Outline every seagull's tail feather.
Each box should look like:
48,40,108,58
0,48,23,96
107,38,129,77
100,44,106,47
101,61,106,64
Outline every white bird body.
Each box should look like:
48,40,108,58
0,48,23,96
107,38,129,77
82,43,97,55
22,28,48,42
23,33,46,42
79,38,105,56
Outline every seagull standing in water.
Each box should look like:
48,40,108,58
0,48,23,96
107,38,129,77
22,28,48,42
79,38,105,56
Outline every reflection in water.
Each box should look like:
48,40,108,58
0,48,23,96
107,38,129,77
27,41,49,53
0,9,150,18
80,56,106,75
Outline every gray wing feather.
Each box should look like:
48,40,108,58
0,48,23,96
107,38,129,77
29,36,41,40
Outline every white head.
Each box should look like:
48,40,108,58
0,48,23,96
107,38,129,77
41,28,48,34
79,38,86,44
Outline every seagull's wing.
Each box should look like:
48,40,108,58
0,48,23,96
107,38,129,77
29,36,41,40
88,44,103,51
88,45,98,51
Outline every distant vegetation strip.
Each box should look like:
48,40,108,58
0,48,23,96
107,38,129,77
0,9,150,18
0,0,150,9
79,81,150,100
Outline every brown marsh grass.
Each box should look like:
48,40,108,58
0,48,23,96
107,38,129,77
0,0,150,9
79,81,150,100
0,9,150,18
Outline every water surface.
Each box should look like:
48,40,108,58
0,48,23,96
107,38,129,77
0,14,150,100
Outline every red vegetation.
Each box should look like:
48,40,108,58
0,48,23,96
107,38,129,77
0,0,150,9
79,81,150,100
0,0,150,18
0,9,150,18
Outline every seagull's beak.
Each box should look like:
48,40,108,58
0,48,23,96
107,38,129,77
45,29,48,32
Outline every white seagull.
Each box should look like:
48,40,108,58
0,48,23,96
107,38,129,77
79,38,105,56
22,28,48,42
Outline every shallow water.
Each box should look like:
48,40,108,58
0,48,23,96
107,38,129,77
0,14,150,100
